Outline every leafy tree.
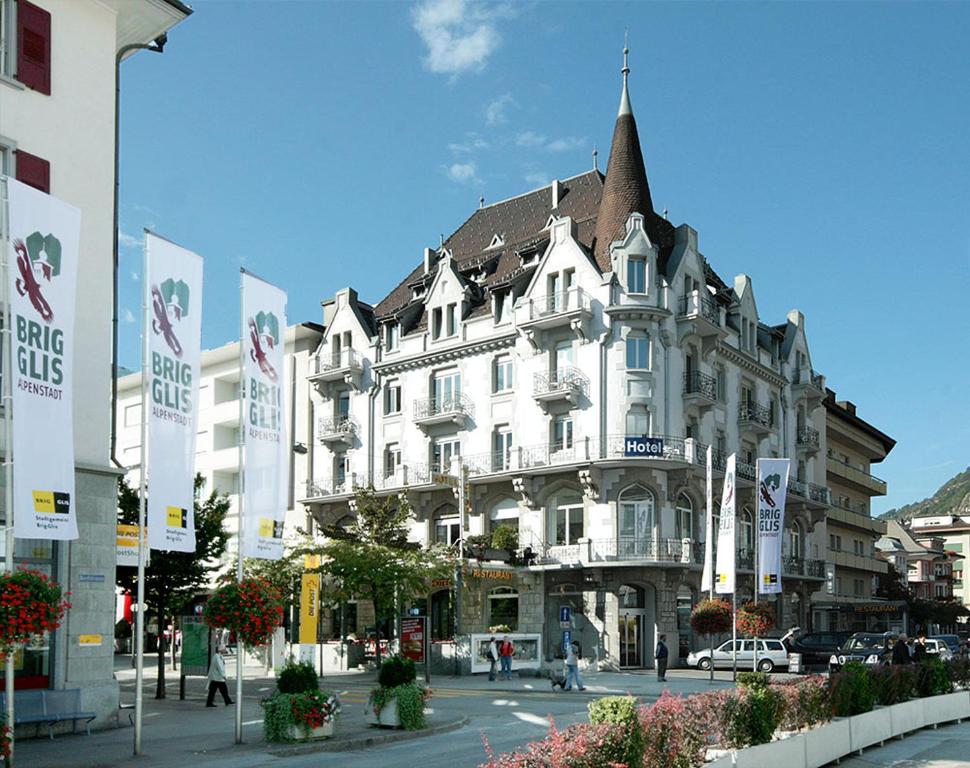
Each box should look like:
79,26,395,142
311,486,455,665
117,476,230,699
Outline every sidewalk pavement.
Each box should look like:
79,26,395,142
840,720,970,767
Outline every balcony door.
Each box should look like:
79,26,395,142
553,341,574,378
618,485,655,558
433,370,461,411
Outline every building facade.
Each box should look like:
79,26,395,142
910,516,970,606
0,0,190,725
115,322,324,567
877,519,958,603
812,393,896,632
300,57,850,671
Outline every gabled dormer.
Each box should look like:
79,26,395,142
424,252,471,344
312,287,374,395
731,275,760,357
783,309,825,409
611,212,657,296
669,224,724,349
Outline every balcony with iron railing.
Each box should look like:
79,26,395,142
310,348,363,390
683,370,718,407
796,425,820,453
676,292,722,333
412,393,474,428
826,455,887,496
302,474,357,500
372,462,437,491
738,401,773,434
522,286,592,324
533,366,589,407
536,537,702,567
316,416,358,445
791,367,825,404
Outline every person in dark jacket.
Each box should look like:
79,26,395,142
891,634,911,665
655,634,669,681
913,634,928,663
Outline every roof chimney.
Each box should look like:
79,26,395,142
551,179,561,209
423,247,436,275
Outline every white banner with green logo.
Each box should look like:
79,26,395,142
240,271,287,559
714,453,736,594
6,179,79,540
757,458,790,595
145,232,203,552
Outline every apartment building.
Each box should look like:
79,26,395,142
910,516,970,605
115,322,324,566
812,393,896,632
0,0,191,725
299,53,843,672
877,519,958,602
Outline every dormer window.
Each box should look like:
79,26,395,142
385,322,399,352
488,234,505,249
628,257,647,293
446,303,457,336
494,292,510,325
432,308,443,340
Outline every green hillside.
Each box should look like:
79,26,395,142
879,466,970,521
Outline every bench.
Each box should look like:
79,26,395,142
0,689,96,739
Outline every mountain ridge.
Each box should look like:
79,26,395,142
878,466,970,521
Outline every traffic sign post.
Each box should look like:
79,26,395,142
559,605,571,629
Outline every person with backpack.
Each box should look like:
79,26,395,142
487,636,498,681
655,634,669,682
498,635,515,681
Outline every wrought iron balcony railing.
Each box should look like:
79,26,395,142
316,348,361,373
738,401,773,429
533,366,590,397
796,426,820,449
316,416,358,440
683,370,718,400
677,293,721,326
524,286,592,321
412,393,475,421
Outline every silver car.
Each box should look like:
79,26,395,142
687,638,791,672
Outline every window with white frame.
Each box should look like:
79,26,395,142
385,322,399,351
383,443,401,478
488,586,519,631
432,437,460,474
788,520,803,558
547,489,584,546
625,408,649,436
0,0,14,79
618,485,654,541
334,451,350,489
494,292,510,325
489,497,519,534
715,366,726,400
626,333,649,369
739,507,754,551
492,355,512,393
552,415,574,451
493,426,512,471
384,379,401,415
628,257,647,293
676,492,693,540
431,307,443,339
433,369,460,409
446,303,458,337
433,504,461,546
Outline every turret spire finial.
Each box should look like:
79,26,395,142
618,31,632,117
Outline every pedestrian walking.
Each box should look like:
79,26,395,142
891,634,911,665
487,636,499,682
564,640,586,691
205,648,233,707
914,634,928,663
655,634,669,682
498,635,515,681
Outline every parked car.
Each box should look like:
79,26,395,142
829,632,896,672
786,632,851,667
687,638,790,672
930,635,961,659
924,637,954,661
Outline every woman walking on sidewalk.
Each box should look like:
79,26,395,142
564,641,586,691
205,649,233,707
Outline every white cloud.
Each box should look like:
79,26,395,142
445,161,481,185
485,93,515,125
412,0,503,76
524,172,550,187
122,308,136,324
448,133,490,154
118,229,141,250
516,131,585,153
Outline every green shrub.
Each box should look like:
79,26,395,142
276,659,319,694
378,655,416,688
588,695,643,768
370,682,429,730
774,677,831,731
261,689,341,742
915,658,951,697
491,524,519,552
725,686,783,747
829,662,875,717
945,657,970,689
737,671,770,691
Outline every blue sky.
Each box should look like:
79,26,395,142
117,0,970,515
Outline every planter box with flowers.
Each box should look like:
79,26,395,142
262,659,341,743
366,655,432,730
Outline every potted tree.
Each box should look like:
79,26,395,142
367,655,433,729
262,659,342,742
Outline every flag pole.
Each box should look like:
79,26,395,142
134,234,150,755
753,458,760,673
2,177,18,768
234,269,245,744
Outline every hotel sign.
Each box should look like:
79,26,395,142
624,436,664,457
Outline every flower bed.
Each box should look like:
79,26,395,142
479,658,970,768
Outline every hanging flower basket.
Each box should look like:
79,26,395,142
0,569,71,659
203,578,283,647
736,601,775,637
690,598,733,636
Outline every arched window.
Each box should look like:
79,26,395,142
547,489,584,546
488,587,518,631
789,520,803,560
618,485,655,541
676,492,693,540
618,583,645,609
739,506,754,552
433,503,461,546
489,498,519,534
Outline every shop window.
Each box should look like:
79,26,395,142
488,587,519,631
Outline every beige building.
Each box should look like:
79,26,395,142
812,391,896,632
909,516,969,605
